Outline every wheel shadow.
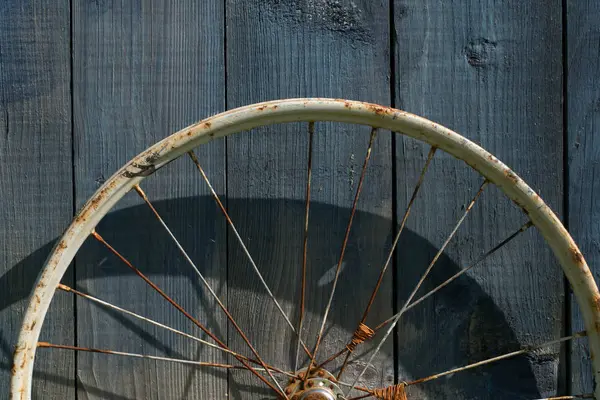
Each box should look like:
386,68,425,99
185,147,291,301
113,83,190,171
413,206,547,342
0,197,549,399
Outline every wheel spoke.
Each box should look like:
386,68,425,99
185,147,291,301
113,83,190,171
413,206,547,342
336,146,437,379
534,396,594,400
187,150,313,362
405,331,586,386
374,220,534,332
57,283,294,377
134,185,288,398
91,230,285,397
345,180,488,396
347,393,595,400
348,331,587,399
319,220,533,372
37,342,280,373
306,127,378,377
295,122,315,372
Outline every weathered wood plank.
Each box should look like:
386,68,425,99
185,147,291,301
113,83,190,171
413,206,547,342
225,0,394,396
72,1,226,398
567,0,600,394
393,1,564,398
0,0,73,398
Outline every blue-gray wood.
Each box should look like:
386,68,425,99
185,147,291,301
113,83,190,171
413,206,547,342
1,0,599,398
0,1,74,398
567,0,600,394
225,0,394,396
393,1,565,398
72,1,226,398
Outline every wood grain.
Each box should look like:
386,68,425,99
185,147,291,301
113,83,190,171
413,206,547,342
567,0,600,394
2,1,599,399
393,1,565,398
225,0,394,397
0,1,73,398
72,1,226,398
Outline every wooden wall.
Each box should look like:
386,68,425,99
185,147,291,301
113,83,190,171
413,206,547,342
0,0,598,398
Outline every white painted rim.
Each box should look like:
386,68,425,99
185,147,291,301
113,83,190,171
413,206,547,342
11,98,600,399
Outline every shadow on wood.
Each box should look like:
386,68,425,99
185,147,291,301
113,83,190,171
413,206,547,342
1,197,543,399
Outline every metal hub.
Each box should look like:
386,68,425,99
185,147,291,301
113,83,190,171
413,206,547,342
285,368,343,400
299,389,335,400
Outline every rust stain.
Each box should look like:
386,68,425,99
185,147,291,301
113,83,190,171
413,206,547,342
504,169,519,184
487,154,499,164
12,345,26,375
19,347,27,369
372,383,407,400
570,245,585,265
364,102,393,116
203,122,212,128
592,295,600,312
346,323,374,352
75,179,119,223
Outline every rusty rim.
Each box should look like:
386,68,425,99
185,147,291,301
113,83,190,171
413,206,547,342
10,98,600,399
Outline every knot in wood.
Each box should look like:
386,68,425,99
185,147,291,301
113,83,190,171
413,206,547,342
371,383,407,400
346,323,374,352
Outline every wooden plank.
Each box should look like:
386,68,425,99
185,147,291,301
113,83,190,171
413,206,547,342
567,0,600,394
225,1,393,397
0,1,73,398
393,1,564,398
72,1,226,398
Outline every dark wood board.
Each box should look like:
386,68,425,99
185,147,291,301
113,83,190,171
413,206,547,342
0,1,74,398
393,1,565,398
567,0,600,394
225,0,394,397
72,1,226,398
3,0,600,398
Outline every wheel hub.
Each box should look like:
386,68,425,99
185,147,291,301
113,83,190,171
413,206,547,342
285,368,343,400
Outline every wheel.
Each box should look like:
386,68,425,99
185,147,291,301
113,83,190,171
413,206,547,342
11,98,600,399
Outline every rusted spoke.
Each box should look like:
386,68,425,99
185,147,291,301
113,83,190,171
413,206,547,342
295,122,315,372
38,342,282,373
536,393,594,400
57,283,294,376
534,396,594,400
134,185,288,398
373,220,534,332
346,394,595,400
346,330,588,400
336,146,437,379
404,331,586,387
187,151,313,362
323,218,530,372
345,180,488,396
306,127,378,378
346,394,372,400
91,230,285,398
316,347,346,370
345,333,588,399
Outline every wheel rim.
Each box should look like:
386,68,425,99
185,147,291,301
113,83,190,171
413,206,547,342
11,98,600,399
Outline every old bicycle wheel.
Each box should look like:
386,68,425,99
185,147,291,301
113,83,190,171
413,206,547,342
11,99,600,399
